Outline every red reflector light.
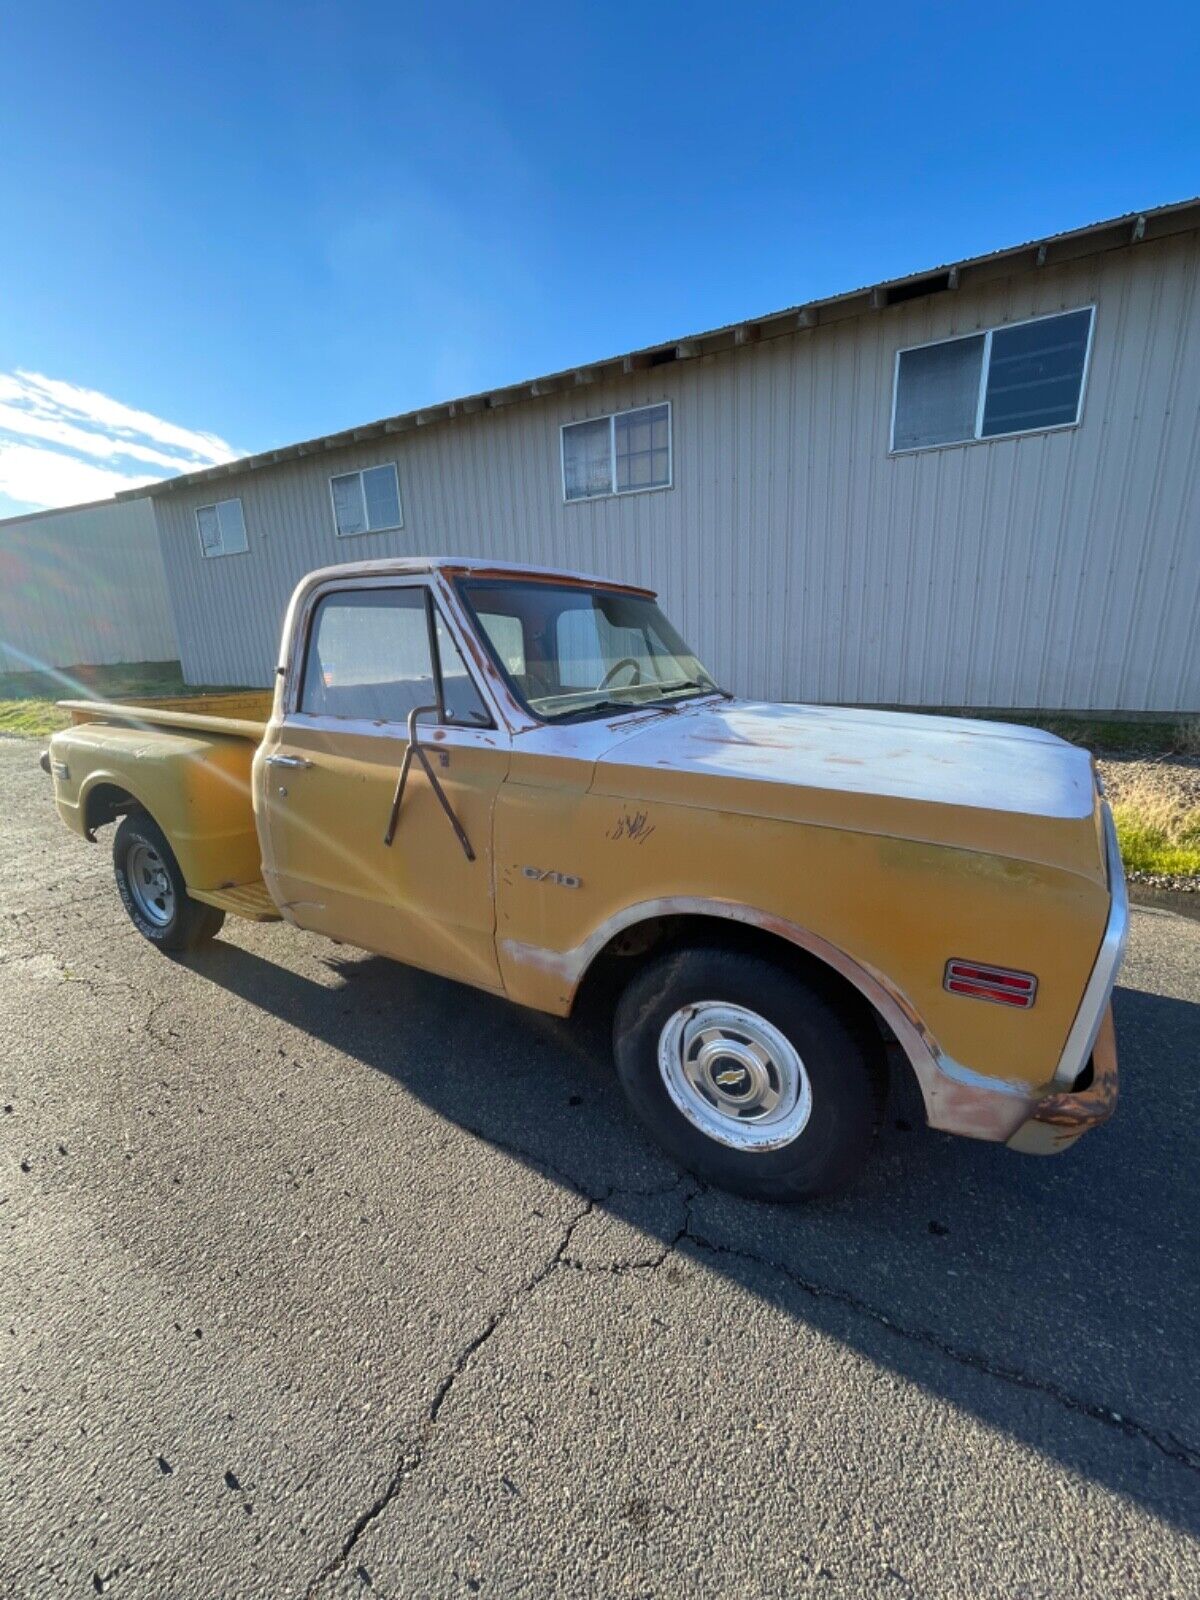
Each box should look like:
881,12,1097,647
944,959,1037,1008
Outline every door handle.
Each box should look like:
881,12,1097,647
265,753,314,769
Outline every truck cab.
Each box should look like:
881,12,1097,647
44,556,1127,1201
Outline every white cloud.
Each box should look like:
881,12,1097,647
10,372,239,465
0,442,161,509
0,401,205,475
0,370,242,513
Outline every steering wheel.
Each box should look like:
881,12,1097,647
597,656,642,690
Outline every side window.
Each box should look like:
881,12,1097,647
432,611,490,725
298,587,491,727
300,589,434,722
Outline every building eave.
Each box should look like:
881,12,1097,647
118,195,1200,503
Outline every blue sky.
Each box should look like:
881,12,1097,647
0,0,1196,518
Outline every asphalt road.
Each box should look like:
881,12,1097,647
1,737,1198,1598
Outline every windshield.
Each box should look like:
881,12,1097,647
458,579,722,722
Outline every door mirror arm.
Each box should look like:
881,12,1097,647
383,705,476,861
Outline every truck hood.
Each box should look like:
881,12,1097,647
590,699,1104,875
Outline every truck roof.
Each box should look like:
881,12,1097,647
301,555,657,597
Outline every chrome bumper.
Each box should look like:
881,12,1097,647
1050,802,1128,1089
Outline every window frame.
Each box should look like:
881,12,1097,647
194,497,248,559
328,462,404,539
288,578,495,731
560,401,673,503
889,306,1096,456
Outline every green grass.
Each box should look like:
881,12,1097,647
0,661,246,740
1112,801,1200,877
0,698,70,737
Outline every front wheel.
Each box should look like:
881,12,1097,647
113,813,225,953
613,947,880,1201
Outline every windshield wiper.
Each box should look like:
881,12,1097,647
538,681,730,723
546,698,655,721
656,678,731,700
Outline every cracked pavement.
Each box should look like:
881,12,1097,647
1,738,1198,1597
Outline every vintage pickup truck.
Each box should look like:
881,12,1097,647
42,556,1126,1199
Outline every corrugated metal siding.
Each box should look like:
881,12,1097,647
155,232,1200,710
0,497,177,673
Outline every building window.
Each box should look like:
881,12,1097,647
329,463,402,537
195,498,248,558
891,307,1094,453
562,403,671,501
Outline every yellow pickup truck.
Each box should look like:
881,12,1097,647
42,556,1126,1200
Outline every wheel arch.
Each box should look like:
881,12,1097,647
516,897,945,1123
80,773,156,841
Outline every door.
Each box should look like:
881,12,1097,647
258,581,511,991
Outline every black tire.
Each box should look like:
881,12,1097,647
613,947,880,1201
112,812,225,954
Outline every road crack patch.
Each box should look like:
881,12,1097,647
304,1195,596,1599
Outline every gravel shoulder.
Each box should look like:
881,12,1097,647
1098,752,1200,813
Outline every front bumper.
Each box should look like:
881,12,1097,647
1006,1004,1119,1155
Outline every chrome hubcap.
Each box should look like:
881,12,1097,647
657,1002,812,1152
126,842,175,927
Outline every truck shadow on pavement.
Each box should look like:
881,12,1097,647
188,938,1200,1536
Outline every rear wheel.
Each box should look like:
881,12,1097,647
614,947,880,1201
113,813,225,953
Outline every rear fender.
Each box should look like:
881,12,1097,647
48,725,261,893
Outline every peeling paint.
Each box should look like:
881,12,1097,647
597,701,1097,820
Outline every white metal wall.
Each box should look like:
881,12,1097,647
154,232,1200,711
0,497,177,675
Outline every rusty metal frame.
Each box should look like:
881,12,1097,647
383,703,475,861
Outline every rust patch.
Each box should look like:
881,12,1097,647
1029,1008,1118,1133
608,809,657,845
442,563,654,598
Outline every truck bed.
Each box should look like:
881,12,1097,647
59,689,272,741
48,691,275,917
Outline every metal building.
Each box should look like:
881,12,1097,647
136,199,1200,712
0,496,176,675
